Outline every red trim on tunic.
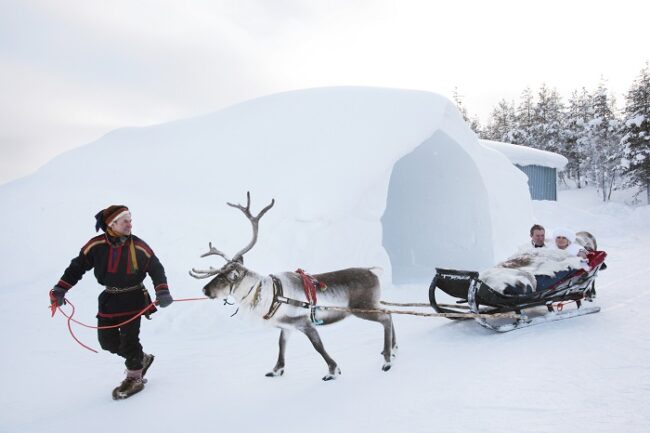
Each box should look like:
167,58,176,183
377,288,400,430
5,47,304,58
97,310,143,318
107,245,123,273
154,284,169,292
57,280,72,289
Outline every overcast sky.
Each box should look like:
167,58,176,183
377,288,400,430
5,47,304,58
1,0,648,184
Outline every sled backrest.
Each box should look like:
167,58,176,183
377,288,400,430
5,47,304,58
431,268,479,300
587,250,607,270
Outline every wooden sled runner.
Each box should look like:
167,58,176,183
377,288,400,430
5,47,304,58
428,251,608,332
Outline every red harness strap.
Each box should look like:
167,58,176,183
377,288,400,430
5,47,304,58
295,268,327,305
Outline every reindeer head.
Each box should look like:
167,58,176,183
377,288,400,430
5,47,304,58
198,259,248,299
190,192,274,299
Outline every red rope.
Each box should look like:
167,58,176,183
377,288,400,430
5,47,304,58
51,297,209,352
63,300,99,353
554,300,578,312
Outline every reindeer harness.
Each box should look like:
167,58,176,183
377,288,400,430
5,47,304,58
263,271,327,324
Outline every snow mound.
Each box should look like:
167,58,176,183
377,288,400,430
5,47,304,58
0,86,531,287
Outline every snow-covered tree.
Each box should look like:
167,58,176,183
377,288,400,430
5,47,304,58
562,88,592,188
468,115,483,136
621,63,650,204
468,74,647,201
530,84,565,152
512,87,535,147
584,79,623,201
484,99,517,142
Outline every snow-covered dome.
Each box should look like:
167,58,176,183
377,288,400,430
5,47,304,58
0,87,533,285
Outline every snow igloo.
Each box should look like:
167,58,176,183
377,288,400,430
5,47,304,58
10,87,534,285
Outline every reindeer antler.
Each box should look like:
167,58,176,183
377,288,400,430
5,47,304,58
201,241,231,261
188,242,231,279
227,191,275,263
189,193,274,278
189,266,220,279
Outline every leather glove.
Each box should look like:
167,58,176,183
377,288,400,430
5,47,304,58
156,289,173,308
50,286,67,307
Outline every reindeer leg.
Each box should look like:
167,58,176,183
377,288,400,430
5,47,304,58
299,324,340,381
266,329,291,377
352,311,395,371
391,315,398,356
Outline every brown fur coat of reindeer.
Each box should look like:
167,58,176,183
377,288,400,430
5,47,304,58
190,193,396,381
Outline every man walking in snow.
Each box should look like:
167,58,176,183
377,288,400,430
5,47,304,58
50,205,173,399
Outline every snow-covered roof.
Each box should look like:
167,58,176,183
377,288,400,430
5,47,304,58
480,139,568,170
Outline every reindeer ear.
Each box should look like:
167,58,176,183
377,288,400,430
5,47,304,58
235,256,244,265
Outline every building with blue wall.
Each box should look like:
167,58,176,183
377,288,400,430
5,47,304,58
480,140,568,201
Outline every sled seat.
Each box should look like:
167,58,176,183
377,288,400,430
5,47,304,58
429,251,608,313
532,250,607,293
428,268,513,314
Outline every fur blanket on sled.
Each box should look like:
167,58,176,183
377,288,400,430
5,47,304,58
479,248,587,293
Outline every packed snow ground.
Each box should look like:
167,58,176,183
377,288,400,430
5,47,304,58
1,186,649,433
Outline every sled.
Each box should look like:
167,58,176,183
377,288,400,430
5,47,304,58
428,250,607,332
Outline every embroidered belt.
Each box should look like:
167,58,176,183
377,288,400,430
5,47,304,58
104,283,145,294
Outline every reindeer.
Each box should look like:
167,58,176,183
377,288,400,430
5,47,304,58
190,193,396,381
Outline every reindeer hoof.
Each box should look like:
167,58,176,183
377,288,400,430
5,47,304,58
382,348,398,357
382,362,392,372
265,368,284,377
322,367,341,381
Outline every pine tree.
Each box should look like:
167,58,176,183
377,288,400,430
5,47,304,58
530,84,565,152
562,88,592,187
484,99,516,142
584,79,623,201
466,115,482,136
621,63,650,204
512,87,535,147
